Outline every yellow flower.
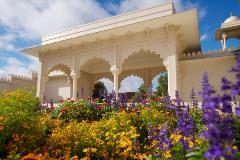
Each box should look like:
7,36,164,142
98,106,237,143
163,150,172,158
170,133,182,143
188,140,194,149
91,148,97,153
195,137,205,145
83,148,90,153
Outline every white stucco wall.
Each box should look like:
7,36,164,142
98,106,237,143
180,56,236,101
45,76,71,102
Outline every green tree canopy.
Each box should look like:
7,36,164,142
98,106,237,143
156,72,168,97
92,81,107,99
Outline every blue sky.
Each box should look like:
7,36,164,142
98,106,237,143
0,0,239,91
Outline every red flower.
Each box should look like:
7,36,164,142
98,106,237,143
60,107,68,114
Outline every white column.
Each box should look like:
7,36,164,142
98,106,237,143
40,77,49,102
36,62,42,98
221,33,227,51
144,68,150,88
111,66,121,98
164,55,178,98
71,74,80,99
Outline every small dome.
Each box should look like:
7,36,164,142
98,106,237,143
224,16,240,23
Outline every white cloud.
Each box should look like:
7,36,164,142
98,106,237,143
200,33,208,41
0,33,18,51
0,0,110,78
106,0,206,20
0,0,206,92
0,0,110,40
0,57,39,77
119,76,144,92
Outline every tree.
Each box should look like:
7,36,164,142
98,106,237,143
92,81,107,99
156,72,168,96
138,83,147,95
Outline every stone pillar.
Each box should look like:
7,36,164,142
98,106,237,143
164,55,178,98
111,66,121,98
221,33,227,51
40,77,49,102
144,68,150,88
71,74,80,99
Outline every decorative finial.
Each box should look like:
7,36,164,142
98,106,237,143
230,12,232,17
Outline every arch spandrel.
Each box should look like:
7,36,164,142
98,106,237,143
43,57,73,77
119,41,168,66
78,52,114,70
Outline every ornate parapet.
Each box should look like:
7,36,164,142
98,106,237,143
181,48,235,60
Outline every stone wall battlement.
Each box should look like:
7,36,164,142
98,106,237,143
181,48,235,60
9,74,33,81
0,78,11,83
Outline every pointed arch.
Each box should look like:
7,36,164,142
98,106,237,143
47,63,71,76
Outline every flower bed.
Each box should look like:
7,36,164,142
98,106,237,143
0,54,240,159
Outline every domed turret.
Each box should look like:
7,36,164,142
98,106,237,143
223,16,240,23
221,15,240,28
215,14,240,51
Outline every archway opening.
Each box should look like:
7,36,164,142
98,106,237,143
78,57,112,99
46,64,71,102
92,78,114,99
119,75,144,102
120,49,166,96
151,72,168,96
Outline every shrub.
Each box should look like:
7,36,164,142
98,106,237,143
0,89,49,158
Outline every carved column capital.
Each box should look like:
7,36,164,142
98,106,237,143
110,65,122,75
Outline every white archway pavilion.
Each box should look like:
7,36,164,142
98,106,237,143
22,2,201,101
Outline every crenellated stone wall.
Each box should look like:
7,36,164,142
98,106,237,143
0,71,38,92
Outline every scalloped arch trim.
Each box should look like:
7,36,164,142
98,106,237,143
48,63,71,75
121,49,163,66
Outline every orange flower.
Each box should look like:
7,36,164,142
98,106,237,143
21,153,42,160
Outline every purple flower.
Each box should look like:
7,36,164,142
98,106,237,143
235,104,240,117
133,139,140,153
200,73,237,160
148,123,154,142
190,87,198,106
157,122,172,151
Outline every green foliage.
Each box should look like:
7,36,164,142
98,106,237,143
156,72,168,96
50,99,107,122
138,83,147,95
0,89,49,158
232,115,240,149
92,81,107,99
131,83,147,102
